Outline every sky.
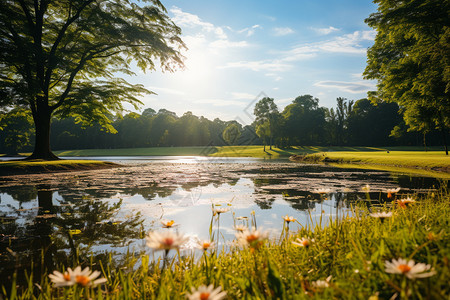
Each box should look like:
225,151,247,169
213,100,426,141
128,0,379,125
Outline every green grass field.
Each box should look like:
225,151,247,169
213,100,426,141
54,146,216,157
2,146,449,177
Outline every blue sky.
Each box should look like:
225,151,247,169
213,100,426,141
130,0,378,124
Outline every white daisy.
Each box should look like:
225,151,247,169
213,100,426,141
236,228,268,249
195,239,214,251
213,207,229,215
234,224,247,232
292,237,314,248
48,268,75,287
312,188,332,194
369,212,393,219
146,231,188,251
311,275,332,289
385,258,436,279
397,197,416,209
186,284,227,300
51,266,107,288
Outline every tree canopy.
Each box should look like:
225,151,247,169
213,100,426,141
364,0,449,154
0,0,185,159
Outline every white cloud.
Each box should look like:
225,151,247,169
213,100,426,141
238,24,261,37
219,60,291,72
194,98,247,107
314,80,376,94
265,73,283,81
170,7,227,39
283,30,376,57
147,86,185,96
272,27,295,36
231,92,256,100
209,39,250,49
310,26,340,35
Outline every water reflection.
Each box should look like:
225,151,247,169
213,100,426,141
0,161,447,293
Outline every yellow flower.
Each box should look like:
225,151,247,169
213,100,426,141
161,219,176,228
146,231,188,251
385,258,436,279
282,215,296,223
186,284,227,300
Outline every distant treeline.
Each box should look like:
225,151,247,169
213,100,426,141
0,96,443,154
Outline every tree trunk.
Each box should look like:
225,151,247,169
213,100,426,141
442,128,448,155
27,105,59,160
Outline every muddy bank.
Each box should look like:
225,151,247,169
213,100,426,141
0,160,119,176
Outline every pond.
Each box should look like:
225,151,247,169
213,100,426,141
0,157,447,290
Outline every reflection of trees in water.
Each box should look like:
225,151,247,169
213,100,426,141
0,186,143,294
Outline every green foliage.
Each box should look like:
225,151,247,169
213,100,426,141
254,97,279,149
222,122,242,145
364,0,450,145
0,108,34,155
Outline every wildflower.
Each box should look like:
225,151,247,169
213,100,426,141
161,219,176,228
384,187,401,198
292,237,314,248
282,215,296,223
146,231,188,251
311,276,332,289
369,211,393,219
50,266,107,288
195,239,214,251
361,184,370,192
49,268,75,287
236,228,268,249
312,188,331,194
186,284,227,300
234,224,247,232
397,197,416,209
213,207,229,215
385,258,436,279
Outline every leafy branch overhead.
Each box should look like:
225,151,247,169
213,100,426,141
0,0,185,159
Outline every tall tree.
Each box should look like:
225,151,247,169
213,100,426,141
222,122,242,145
364,0,450,154
254,97,279,150
0,0,184,159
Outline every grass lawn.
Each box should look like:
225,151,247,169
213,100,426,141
53,146,217,157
